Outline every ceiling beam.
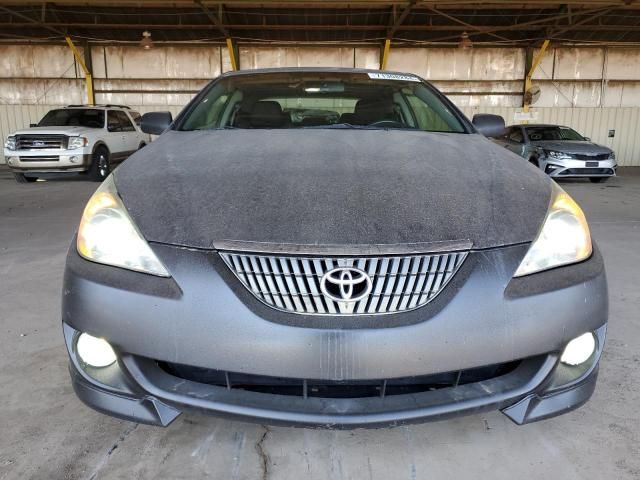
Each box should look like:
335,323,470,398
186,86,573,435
426,6,512,42
413,5,622,43
0,5,65,36
0,1,636,9
194,0,230,37
387,0,416,39
548,7,614,37
2,21,639,32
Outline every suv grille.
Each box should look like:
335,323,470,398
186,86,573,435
559,168,614,175
571,153,610,160
220,251,467,315
15,135,65,150
19,155,59,162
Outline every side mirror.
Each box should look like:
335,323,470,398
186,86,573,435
472,114,506,138
141,111,173,135
584,137,591,141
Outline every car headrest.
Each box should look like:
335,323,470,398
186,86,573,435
339,112,359,124
354,97,395,124
250,101,286,128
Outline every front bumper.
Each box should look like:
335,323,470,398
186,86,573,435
62,242,608,427
66,325,605,428
4,148,91,172
543,157,617,178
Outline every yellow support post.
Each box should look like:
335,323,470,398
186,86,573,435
65,36,94,105
380,38,391,70
226,37,238,71
523,39,550,114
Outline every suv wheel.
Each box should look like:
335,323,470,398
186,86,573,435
13,173,37,183
89,147,110,182
589,177,607,183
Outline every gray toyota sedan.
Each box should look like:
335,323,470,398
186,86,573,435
62,68,607,428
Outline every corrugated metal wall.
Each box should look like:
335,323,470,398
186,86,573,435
2,104,638,166
1,44,639,166
4,45,640,108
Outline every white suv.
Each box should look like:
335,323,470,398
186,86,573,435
3,105,151,183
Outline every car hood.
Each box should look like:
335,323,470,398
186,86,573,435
114,129,551,251
12,126,92,136
532,140,612,155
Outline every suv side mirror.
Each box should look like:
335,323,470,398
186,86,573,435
141,111,173,135
472,114,506,138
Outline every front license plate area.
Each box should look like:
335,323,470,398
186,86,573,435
586,161,599,167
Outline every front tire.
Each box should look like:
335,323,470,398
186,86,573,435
13,172,37,183
89,147,110,182
589,177,608,183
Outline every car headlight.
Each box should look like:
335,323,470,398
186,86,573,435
77,175,170,276
67,136,88,149
514,182,592,277
4,136,16,150
609,152,616,160
544,150,572,160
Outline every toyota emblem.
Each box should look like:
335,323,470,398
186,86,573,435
320,267,373,303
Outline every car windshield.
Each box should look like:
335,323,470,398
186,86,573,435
526,126,585,141
38,109,105,129
178,72,467,133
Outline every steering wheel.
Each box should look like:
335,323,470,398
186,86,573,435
369,120,405,128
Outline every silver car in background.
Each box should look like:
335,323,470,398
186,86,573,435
495,124,617,183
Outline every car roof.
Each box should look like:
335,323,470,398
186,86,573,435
216,66,424,80
64,105,132,111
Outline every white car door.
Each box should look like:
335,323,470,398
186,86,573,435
115,110,140,153
127,111,149,147
105,110,126,156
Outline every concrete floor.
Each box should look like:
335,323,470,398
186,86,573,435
1,166,639,480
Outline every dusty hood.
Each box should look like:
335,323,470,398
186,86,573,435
114,129,551,250
532,140,612,156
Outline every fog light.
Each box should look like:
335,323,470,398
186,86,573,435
70,156,78,163
7,157,16,165
560,332,596,366
76,333,117,368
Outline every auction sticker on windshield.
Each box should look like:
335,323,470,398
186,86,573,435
367,72,420,82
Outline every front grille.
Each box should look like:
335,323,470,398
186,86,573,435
559,168,614,175
571,153,610,160
160,361,520,399
15,135,65,150
19,155,59,162
220,251,467,315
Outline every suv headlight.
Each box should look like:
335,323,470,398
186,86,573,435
609,152,616,160
4,136,16,150
77,175,170,277
544,150,572,160
67,136,88,149
514,182,592,277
